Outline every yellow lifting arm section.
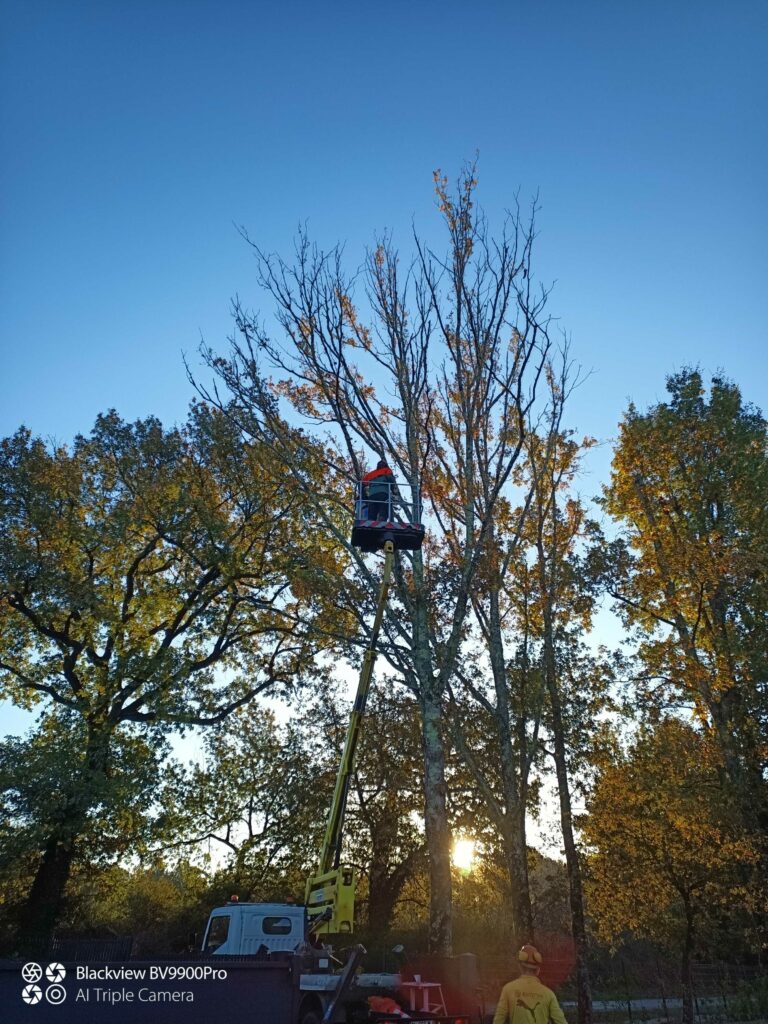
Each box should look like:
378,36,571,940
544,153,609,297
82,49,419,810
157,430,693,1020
305,540,395,935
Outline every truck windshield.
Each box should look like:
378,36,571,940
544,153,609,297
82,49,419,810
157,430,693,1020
204,915,230,953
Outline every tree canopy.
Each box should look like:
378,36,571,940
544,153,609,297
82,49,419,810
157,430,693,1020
601,370,768,819
0,405,332,943
582,717,758,1024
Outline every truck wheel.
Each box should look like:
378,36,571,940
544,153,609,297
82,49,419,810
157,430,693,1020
299,1011,321,1024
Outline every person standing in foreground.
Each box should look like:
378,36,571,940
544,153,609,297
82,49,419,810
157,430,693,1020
492,945,568,1024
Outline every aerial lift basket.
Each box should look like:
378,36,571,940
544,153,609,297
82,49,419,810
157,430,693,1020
350,478,425,552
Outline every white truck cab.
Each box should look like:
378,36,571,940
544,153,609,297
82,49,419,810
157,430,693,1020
202,901,306,956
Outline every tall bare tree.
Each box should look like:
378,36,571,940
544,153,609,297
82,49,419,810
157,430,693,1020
524,408,599,1024
199,166,555,952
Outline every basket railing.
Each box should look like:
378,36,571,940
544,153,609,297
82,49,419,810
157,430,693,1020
354,480,421,525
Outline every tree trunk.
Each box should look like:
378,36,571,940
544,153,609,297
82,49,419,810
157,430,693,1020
681,901,695,1024
535,480,593,1024
455,582,536,948
16,838,77,951
367,873,399,934
420,687,452,954
367,856,417,934
488,590,534,946
410,549,453,955
545,655,593,1024
17,723,112,949
500,819,534,947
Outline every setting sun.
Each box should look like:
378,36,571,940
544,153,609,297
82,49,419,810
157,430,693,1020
452,838,475,873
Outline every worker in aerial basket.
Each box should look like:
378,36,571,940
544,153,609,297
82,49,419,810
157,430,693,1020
361,459,397,522
492,945,567,1024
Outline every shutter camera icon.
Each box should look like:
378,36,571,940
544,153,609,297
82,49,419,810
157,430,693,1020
21,962,42,984
22,984,42,1005
46,963,66,983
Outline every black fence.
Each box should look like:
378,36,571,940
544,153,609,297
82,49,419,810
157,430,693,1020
50,937,135,962
475,955,768,1023
5,936,135,963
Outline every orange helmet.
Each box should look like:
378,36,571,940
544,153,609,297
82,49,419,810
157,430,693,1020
518,944,543,965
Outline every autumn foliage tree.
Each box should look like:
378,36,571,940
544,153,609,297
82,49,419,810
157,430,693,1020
345,685,426,934
601,370,768,829
0,407,330,945
163,681,426,935
583,718,758,1024
164,704,334,901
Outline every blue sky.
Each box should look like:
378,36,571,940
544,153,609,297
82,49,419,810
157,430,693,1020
1,1,766,737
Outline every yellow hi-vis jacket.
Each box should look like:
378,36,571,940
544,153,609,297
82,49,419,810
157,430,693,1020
492,974,568,1024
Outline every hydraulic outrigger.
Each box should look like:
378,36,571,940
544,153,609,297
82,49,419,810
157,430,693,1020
305,473,423,936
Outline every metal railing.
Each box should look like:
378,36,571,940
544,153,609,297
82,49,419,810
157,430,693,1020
354,479,422,525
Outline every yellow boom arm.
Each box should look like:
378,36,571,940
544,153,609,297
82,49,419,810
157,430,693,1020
304,540,395,934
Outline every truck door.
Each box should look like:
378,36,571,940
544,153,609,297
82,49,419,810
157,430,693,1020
202,912,234,954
